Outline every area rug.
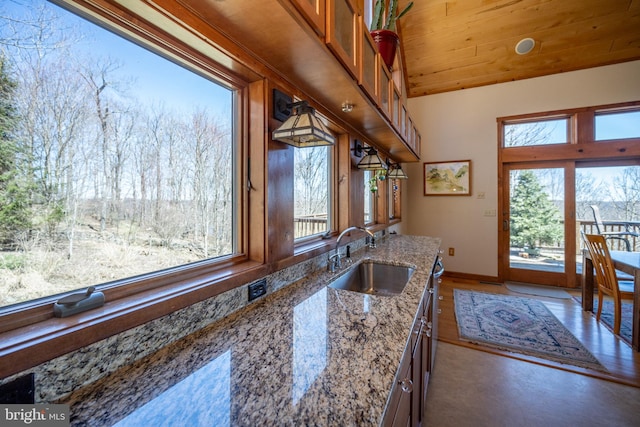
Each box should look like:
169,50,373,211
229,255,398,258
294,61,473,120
573,296,632,345
505,282,571,299
454,289,606,371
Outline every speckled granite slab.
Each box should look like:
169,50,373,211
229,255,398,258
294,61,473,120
60,235,441,426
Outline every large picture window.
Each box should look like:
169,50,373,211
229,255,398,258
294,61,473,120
0,1,239,308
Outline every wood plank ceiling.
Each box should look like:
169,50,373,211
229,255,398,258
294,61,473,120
398,0,640,97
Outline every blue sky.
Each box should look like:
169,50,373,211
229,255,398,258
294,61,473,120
2,0,232,117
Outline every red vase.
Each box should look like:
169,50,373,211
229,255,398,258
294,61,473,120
370,29,399,71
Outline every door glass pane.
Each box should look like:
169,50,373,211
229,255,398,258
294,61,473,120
576,166,640,272
504,119,569,147
509,169,565,272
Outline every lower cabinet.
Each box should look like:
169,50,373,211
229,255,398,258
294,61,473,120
382,255,442,427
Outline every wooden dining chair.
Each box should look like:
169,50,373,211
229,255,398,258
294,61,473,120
582,233,634,335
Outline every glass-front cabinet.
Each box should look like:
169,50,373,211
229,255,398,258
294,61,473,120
392,85,401,130
299,0,421,159
291,0,326,36
326,0,359,78
359,16,378,102
379,60,392,119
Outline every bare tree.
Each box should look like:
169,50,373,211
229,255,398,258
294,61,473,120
78,57,131,232
612,167,640,222
294,147,328,216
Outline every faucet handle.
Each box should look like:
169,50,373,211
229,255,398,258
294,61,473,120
345,245,353,264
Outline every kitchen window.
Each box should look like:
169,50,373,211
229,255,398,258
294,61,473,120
294,146,331,240
0,2,245,311
364,170,375,224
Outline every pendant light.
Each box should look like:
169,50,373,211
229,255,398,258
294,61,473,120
272,90,335,147
354,140,387,171
387,162,408,179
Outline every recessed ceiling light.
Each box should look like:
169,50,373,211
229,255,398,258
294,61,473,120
515,38,535,55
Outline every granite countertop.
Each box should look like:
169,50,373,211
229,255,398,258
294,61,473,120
61,235,441,426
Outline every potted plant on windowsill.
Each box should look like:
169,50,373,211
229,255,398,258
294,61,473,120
370,0,413,70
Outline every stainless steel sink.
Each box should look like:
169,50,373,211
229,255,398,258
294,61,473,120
328,260,415,296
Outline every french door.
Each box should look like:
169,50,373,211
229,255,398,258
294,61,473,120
498,102,640,287
501,161,640,287
501,162,575,287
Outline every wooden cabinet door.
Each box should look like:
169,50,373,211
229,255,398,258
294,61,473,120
326,0,359,78
291,0,326,36
379,61,392,119
382,346,412,427
411,316,425,427
359,16,378,102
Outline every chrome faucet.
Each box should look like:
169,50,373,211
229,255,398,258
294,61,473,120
328,226,375,272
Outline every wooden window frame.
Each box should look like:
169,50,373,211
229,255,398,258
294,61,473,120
497,100,640,285
0,0,267,379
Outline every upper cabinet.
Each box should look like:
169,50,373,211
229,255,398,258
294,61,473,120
164,0,420,161
359,17,378,103
292,0,326,36
379,60,392,120
326,0,359,78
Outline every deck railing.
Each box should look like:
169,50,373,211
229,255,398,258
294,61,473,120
294,214,328,238
578,219,640,252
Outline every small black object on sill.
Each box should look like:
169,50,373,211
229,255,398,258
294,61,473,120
53,286,105,318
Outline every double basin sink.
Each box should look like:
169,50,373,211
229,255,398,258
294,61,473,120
328,259,415,296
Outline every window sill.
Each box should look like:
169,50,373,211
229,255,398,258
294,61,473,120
0,260,268,379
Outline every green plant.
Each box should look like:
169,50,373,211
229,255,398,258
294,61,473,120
368,170,387,192
0,253,26,270
370,0,414,32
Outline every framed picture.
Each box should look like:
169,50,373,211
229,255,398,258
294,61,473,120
424,160,472,196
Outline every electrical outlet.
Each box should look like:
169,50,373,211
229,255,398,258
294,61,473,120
248,279,267,302
448,247,455,256
0,373,34,404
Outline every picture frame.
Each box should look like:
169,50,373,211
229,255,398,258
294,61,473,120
424,160,472,196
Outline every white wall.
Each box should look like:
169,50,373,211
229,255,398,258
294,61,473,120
401,60,640,277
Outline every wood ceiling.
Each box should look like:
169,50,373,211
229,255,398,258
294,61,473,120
398,0,640,97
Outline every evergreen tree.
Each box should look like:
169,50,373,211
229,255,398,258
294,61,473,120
0,55,31,245
510,171,563,250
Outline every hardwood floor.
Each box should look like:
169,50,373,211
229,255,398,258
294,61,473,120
438,277,640,388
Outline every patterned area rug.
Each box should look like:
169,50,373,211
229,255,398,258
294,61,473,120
454,290,606,372
573,296,632,345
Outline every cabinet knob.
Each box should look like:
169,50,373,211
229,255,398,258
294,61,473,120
438,295,443,300
437,309,442,314
428,288,434,294
425,329,432,338
399,378,413,393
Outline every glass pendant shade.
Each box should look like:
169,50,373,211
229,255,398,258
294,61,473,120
387,164,408,179
272,102,335,147
357,147,388,170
